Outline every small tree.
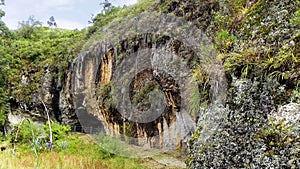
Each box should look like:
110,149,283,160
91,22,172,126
47,16,57,28
17,15,42,39
0,0,12,38
100,0,112,14
0,0,11,133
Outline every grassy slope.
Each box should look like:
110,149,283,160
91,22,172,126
0,133,186,169
0,133,147,169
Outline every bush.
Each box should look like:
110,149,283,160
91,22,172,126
12,120,40,144
42,121,71,141
10,120,71,152
0,110,6,126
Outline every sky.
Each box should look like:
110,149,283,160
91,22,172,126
1,0,138,30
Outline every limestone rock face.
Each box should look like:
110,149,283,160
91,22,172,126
273,103,300,130
70,34,200,149
187,0,300,168
59,70,79,126
188,73,299,168
235,0,299,54
6,66,80,133
158,0,219,31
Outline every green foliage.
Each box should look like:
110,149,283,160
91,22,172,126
291,89,300,103
16,16,42,39
27,120,41,168
131,83,160,107
1,133,147,169
87,6,122,36
3,27,85,104
96,83,112,106
116,53,125,65
255,118,300,156
223,40,299,84
87,0,155,37
55,133,147,168
42,121,70,141
0,2,12,126
264,46,299,82
212,11,229,30
11,120,70,152
0,0,12,38
210,0,248,33
157,0,172,12
222,49,258,78
13,120,40,144
95,133,137,157
290,10,300,26
188,86,203,117
215,29,236,53
188,65,210,116
0,10,85,128
0,101,7,126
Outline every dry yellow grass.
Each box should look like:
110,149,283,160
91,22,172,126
0,152,108,169
0,133,186,169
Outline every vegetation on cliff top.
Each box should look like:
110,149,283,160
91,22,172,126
0,0,299,168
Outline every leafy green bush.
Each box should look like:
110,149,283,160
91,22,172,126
10,120,70,152
0,110,6,126
12,120,41,144
16,16,42,39
42,121,71,141
4,27,85,104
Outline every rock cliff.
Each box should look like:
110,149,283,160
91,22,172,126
3,0,299,167
186,0,300,168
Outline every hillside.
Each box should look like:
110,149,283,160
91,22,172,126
0,0,299,168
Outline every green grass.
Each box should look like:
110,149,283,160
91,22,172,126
0,133,147,169
87,0,155,37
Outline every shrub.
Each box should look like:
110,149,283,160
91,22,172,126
42,121,71,141
12,120,40,144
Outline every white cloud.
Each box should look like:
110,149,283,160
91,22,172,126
55,19,87,30
112,0,138,6
2,0,139,30
36,0,76,12
2,18,19,30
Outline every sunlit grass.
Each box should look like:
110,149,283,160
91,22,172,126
0,149,146,169
0,152,108,169
0,133,147,169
